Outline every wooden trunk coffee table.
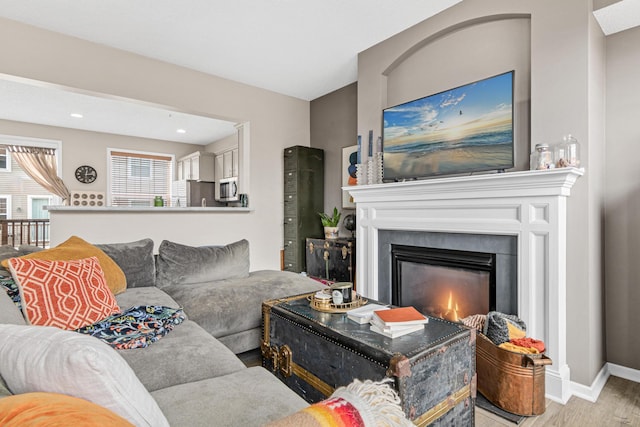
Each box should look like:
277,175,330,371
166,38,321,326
261,292,476,426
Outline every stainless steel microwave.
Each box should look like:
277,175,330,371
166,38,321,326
216,177,239,202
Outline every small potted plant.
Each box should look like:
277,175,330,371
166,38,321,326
319,207,341,239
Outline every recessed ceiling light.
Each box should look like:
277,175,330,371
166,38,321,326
176,129,186,134
70,113,83,118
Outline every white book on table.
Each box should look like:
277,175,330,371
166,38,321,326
370,315,428,331
346,304,389,324
370,323,425,338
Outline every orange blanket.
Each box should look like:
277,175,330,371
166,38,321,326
511,337,546,353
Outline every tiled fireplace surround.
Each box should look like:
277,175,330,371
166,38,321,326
347,168,583,403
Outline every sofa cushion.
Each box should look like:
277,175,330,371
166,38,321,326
1,236,127,295
0,392,134,426
118,319,246,392
0,324,169,427
218,328,262,355
156,239,250,289
8,257,120,330
115,286,185,316
96,238,156,288
151,367,308,427
163,270,322,341
0,245,43,264
0,279,24,326
0,375,11,399
0,246,18,262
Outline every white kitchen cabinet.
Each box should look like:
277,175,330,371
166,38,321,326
223,151,233,178
214,154,224,182
177,151,215,182
215,149,239,180
232,148,239,177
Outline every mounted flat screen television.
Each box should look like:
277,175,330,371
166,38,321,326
382,71,514,181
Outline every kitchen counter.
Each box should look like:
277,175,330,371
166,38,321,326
47,205,255,254
46,206,252,213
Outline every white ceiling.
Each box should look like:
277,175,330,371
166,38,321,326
593,0,640,35
0,0,463,101
0,0,637,145
0,77,239,144
0,0,462,144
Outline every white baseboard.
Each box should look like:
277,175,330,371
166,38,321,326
570,364,609,402
569,362,640,403
608,363,640,383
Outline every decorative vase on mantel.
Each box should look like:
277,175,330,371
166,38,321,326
324,226,339,240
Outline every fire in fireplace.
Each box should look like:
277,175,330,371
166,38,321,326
391,245,496,321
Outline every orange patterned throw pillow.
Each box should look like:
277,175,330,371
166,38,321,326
7,256,120,330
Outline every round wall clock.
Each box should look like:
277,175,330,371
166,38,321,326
75,165,97,184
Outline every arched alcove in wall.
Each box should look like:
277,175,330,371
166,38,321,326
380,14,532,172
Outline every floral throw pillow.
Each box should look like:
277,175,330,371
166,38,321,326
7,256,120,330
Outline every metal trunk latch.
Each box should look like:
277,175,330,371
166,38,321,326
262,343,293,377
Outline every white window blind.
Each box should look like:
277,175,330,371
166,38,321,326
109,150,173,207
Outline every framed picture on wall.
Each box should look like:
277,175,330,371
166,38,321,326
342,145,358,209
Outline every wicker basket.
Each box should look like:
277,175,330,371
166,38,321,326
476,332,552,416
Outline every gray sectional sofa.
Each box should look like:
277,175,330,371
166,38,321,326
0,238,324,426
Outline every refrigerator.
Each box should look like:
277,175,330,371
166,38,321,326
172,180,216,207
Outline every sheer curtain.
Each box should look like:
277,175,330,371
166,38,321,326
6,145,71,205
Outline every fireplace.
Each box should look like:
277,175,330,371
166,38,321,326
391,245,496,322
346,168,583,403
378,230,517,316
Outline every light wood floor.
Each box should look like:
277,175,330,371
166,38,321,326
477,376,640,427
239,351,639,426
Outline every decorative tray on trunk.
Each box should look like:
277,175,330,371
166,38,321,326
308,290,367,313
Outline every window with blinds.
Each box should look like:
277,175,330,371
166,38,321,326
0,196,8,219
109,150,174,207
0,146,9,171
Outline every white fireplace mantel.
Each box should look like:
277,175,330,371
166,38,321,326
346,168,583,404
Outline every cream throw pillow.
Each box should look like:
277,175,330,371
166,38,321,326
0,324,169,427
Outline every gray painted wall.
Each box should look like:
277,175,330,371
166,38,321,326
310,83,358,237
385,16,531,172
604,25,640,371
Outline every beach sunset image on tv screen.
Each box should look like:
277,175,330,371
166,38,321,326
382,71,514,181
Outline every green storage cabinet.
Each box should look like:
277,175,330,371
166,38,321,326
283,146,324,273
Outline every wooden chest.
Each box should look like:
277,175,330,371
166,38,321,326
262,293,476,426
305,238,355,287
